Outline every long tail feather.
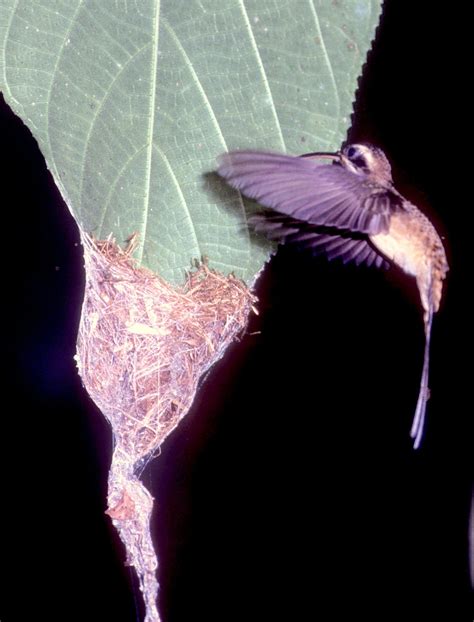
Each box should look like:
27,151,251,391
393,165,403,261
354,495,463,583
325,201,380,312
411,305,434,449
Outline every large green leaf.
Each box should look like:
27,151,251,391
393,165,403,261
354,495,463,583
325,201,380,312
0,0,381,284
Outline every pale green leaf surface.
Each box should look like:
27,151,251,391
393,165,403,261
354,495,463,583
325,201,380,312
0,0,381,284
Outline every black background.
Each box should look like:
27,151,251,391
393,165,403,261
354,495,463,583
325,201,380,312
1,2,472,621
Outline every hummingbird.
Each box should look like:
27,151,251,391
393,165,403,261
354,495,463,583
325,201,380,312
217,144,448,448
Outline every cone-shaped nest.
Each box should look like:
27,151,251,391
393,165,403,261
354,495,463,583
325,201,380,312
76,233,257,469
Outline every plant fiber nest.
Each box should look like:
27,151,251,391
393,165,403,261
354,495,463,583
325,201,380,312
75,233,257,620
76,232,257,498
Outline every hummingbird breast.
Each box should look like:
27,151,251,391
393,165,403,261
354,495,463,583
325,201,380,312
369,202,448,313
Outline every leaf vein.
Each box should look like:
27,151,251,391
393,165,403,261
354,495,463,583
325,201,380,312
308,1,340,143
238,0,285,150
136,0,161,263
161,16,251,259
155,145,201,257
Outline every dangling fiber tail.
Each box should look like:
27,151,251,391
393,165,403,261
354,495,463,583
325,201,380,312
410,305,434,449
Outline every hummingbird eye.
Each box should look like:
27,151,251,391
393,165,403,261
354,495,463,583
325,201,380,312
346,146,358,159
344,145,369,171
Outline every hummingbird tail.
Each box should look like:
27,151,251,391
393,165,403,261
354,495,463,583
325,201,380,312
410,305,434,449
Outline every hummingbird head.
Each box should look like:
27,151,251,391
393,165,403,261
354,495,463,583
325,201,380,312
340,143,393,184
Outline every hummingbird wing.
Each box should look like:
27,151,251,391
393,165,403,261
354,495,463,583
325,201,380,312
217,150,401,235
250,212,389,269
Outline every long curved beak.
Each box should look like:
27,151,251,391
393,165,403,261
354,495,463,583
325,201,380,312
299,151,339,160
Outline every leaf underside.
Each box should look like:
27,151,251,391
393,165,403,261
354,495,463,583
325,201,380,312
0,1,382,284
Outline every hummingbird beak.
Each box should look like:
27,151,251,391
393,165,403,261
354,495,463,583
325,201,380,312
299,151,339,160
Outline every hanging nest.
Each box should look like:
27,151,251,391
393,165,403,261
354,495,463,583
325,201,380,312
76,232,257,468
75,232,257,620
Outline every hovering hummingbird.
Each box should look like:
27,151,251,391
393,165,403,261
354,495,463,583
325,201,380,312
217,144,448,448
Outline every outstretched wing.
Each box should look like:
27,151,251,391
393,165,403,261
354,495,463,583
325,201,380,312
217,150,401,235
250,212,389,269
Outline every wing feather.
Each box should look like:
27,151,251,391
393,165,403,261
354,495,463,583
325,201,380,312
218,150,400,235
248,213,389,269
